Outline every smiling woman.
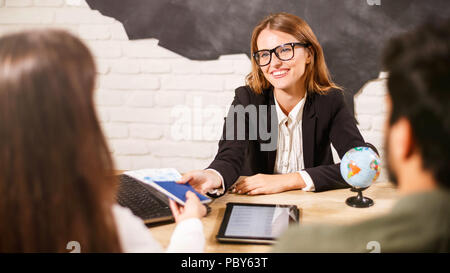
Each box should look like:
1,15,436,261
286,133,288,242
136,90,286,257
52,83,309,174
177,12,378,197
247,12,340,96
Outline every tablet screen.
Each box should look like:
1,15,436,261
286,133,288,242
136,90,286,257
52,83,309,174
217,203,299,243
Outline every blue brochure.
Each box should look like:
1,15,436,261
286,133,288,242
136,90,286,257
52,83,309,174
152,181,211,205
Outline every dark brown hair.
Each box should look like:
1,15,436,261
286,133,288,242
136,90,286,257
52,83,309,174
383,19,450,189
0,29,122,252
246,12,341,94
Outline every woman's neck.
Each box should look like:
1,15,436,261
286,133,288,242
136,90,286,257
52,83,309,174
274,86,306,116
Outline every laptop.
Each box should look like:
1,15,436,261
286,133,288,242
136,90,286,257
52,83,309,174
116,174,174,225
116,174,211,225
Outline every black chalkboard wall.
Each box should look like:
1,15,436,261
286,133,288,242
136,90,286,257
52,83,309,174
86,0,450,113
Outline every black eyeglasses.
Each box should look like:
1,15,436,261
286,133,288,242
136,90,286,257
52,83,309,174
253,42,310,67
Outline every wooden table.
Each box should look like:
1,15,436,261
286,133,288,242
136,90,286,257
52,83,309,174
148,180,399,253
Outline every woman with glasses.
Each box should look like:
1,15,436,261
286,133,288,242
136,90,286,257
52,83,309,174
179,12,376,196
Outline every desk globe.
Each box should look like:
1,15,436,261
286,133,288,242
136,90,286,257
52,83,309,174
340,146,381,208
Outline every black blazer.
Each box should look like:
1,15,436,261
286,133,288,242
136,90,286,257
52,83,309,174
208,85,376,193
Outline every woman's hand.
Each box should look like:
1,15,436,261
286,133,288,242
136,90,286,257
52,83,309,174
169,191,207,223
232,173,306,195
177,169,222,195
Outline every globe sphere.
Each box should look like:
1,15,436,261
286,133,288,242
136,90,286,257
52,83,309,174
340,146,381,189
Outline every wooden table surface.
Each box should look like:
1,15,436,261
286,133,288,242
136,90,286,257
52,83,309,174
147,179,400,253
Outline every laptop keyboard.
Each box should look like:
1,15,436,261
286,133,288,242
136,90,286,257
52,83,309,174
116,174,173,224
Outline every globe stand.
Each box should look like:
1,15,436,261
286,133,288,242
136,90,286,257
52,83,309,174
346,187,374,208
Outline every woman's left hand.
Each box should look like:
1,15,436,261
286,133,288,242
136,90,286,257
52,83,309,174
232,173,306,195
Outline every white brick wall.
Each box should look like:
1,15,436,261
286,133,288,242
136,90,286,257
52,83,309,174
354,72,389,183
0,0,389,183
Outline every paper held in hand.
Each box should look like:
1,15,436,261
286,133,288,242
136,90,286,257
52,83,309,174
124,168,211,205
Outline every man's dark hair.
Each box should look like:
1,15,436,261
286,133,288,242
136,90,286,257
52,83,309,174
383,19,450,189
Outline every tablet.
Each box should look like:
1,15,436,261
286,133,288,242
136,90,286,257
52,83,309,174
216,203,299,244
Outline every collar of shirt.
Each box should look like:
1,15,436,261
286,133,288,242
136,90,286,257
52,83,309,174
274,91,307,128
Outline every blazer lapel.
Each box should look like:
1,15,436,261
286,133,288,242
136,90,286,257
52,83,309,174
302,92,316,168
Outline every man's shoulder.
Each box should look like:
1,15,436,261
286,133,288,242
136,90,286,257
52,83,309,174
273,223,367,252
273,198,450,253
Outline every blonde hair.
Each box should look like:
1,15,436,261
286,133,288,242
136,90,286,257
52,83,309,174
246,12,341,94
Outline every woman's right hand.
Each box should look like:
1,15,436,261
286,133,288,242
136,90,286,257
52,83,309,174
169,191,207,223
176,169,223,195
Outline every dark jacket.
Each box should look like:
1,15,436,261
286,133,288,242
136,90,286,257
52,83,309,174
208,85,375,193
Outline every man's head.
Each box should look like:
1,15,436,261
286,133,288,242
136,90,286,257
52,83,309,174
383,19,450,191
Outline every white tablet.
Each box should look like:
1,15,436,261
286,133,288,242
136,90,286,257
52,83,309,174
216,203,300,244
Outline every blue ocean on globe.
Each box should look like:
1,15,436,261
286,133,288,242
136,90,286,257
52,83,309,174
339,147,381,188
